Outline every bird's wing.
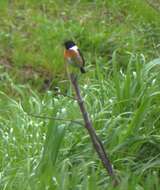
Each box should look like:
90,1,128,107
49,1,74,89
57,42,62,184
77,49,85,67
65,49,84,68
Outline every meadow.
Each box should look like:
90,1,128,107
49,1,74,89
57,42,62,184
0,0,160,189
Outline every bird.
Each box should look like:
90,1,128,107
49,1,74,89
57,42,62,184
64,40,86,75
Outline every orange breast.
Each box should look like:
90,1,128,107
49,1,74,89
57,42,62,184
64,49,77,58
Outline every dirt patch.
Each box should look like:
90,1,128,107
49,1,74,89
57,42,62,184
0,58,54,91
0,57,12,70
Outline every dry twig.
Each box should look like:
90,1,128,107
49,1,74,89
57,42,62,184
70,74,118,184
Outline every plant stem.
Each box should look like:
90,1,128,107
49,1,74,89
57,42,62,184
27,113,83,126
70,74,117,182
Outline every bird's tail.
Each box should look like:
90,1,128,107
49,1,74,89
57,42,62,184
80,67,86,73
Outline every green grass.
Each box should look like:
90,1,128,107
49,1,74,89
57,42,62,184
0,0,160,189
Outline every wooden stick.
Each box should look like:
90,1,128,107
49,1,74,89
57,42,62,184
70,74,116,181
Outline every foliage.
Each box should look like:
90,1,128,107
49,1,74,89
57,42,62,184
0,0,160,189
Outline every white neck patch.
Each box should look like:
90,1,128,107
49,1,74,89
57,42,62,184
70,45,78,51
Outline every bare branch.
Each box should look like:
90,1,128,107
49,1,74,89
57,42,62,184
69,74,118,185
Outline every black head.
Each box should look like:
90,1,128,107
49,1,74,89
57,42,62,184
64,40,76,49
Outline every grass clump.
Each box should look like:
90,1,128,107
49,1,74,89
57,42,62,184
0,54,160,189
0,0,160,189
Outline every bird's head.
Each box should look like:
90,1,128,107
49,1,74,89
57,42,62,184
64,40,76,50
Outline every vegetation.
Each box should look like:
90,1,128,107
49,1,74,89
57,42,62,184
0,0,160,189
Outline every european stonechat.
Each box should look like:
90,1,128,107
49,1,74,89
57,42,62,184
64,40,86,74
